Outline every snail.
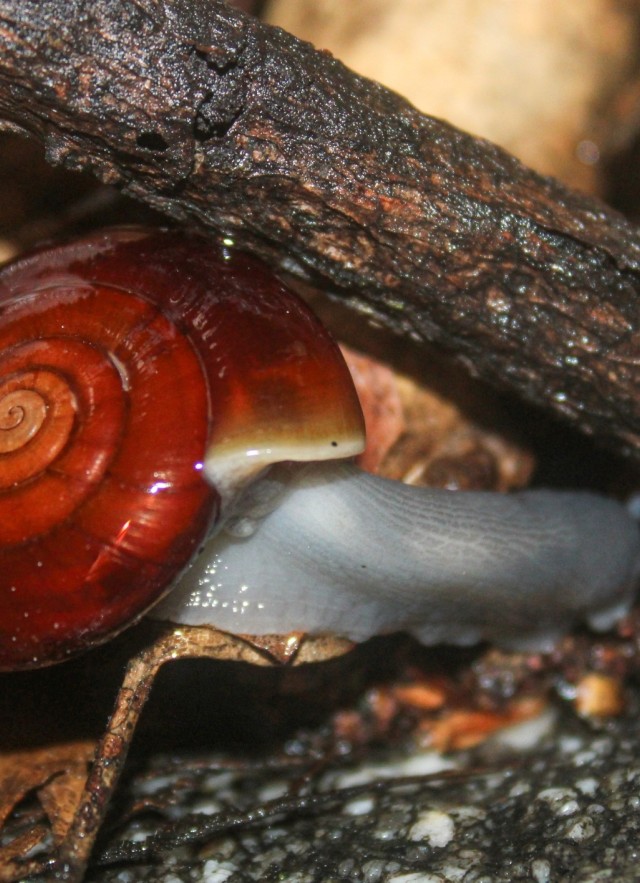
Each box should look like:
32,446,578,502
0,226,638,670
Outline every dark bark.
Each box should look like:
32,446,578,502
0,0,639,455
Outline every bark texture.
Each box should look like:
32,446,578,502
0,0,639,455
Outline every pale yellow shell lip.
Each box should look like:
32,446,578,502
204,432,366,504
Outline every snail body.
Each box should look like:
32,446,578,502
154,461,639,651
0,227,638,670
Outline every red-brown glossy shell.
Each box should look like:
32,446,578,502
0,228,364,669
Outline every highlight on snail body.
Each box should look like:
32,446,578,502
0,226,638,670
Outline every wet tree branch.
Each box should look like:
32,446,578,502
0,0,639,455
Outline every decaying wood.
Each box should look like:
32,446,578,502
0,0,638,456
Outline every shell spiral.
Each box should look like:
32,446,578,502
0,228,363,669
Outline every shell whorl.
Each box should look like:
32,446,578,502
0,257,215,668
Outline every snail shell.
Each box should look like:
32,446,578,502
0,228,364,669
